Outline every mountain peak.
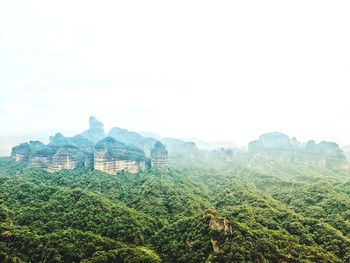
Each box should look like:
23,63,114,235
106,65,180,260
89,116,104,132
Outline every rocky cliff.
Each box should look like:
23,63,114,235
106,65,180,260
150,141,168,171
93,137,149,174
11,141,46,162
11,117,171,174
11,139,92,172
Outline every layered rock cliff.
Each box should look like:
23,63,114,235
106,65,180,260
150,141,168,171
94,137,149,174
11,140,92,172
11,116,170,174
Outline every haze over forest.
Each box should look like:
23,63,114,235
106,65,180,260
3,1,350,262
1,0,350,156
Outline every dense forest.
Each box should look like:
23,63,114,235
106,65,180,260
1,152,350,263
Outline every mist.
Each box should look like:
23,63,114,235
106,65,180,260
1,0,350,156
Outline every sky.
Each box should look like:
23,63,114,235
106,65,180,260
1,0,350,155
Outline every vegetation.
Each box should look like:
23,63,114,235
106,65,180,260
1,156,350,262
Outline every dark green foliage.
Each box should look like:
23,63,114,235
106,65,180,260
1,156,350,262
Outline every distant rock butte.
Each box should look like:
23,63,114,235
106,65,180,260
80,116,106,144
249,132,348,170
11,117,169,174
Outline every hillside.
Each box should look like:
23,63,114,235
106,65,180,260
1,152,350,262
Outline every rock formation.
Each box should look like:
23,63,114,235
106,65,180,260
150,141,168,171
161,138,198,157
248,132,293,155
11,141,46,162
248,132,349,170
11,134,93,172
94,137,149,174
80,116,106,144
208,211,233,253
48,146,91,172
11,117,170,174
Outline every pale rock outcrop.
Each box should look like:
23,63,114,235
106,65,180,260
93,137,149,175
151,141,168,171
208,211,233,253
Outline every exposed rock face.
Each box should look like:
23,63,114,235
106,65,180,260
94,137,149,175
151,142,168,171
94,151,147,174
80,116,106,144
210,238,220,253
0,230,13,238
208,211,233,253
11,136,92,172
30,156,52,169
209,211,233,235
11,141,46,162
48,133,94,170
249,132,349,170
48,147,87,172
11,117,157,175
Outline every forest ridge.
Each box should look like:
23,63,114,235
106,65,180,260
1,118,350,262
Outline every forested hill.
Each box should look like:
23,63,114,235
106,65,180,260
1,154,350,263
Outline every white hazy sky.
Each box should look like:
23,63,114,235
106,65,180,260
1,0,350,155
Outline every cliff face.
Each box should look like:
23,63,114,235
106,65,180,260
93,137,149,175
151,142,168,171
48,148,87,172
11,136,92,172
94,150,147,174
12,146,91,172
11,141,46,162
11,117,170,175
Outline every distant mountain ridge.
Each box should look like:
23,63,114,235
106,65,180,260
10,119,350,173
248,131,348,170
